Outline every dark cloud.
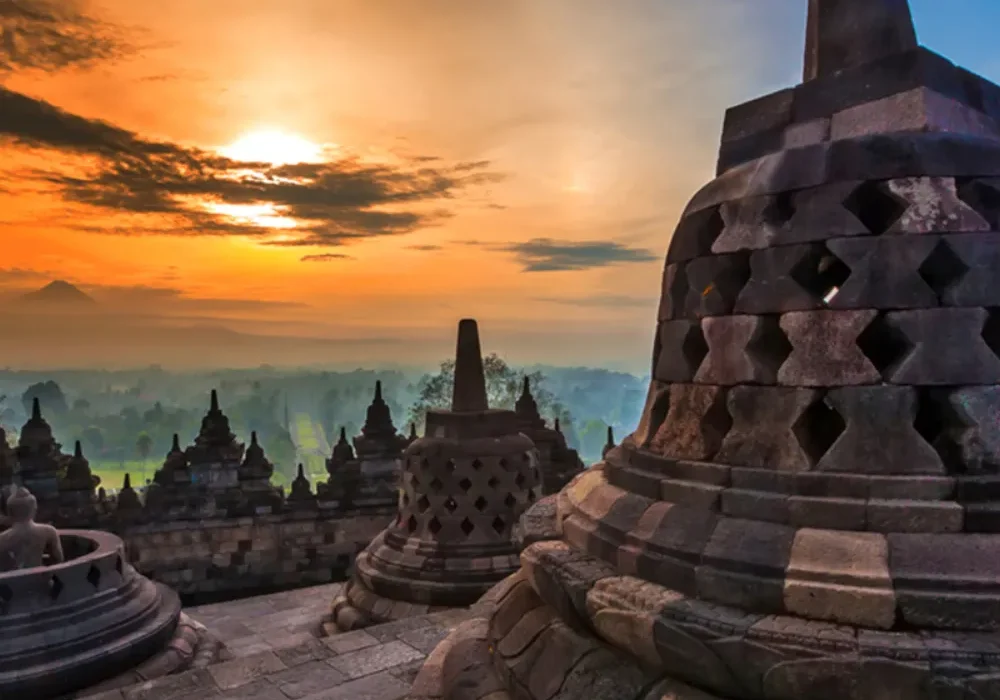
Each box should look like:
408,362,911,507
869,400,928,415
0,86,500,245
406,244,442,252
0,0,135,72
300,253,353,262
495,238,658,272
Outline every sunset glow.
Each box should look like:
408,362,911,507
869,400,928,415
219,130,325,167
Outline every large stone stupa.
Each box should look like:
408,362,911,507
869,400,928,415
409,2,1000,699
330,319,541,632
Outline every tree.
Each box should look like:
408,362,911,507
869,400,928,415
136,432,153,462
578,420,609,464
407,354,559,430
21,381,68,415
80,425,105,455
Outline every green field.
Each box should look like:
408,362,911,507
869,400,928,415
88,414,334,492
290,413,331,483
90,460,158,491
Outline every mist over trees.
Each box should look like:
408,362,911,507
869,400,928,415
0,361,648,485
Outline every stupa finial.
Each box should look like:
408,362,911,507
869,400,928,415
451,319,489,412
210,389,219,412
31,397,41,420
803,0,917,82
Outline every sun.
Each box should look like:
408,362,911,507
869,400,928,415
219,129,325,167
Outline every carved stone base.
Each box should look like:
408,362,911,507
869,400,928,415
328,576,450,633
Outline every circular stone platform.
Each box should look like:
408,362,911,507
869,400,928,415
0,529,182,698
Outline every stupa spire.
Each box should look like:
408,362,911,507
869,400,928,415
451,319,488,412
31,397,40,421
74,440,83,458
803,0,917,82
171,433,180,452
209,389,219,413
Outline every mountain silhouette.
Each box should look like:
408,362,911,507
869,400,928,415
20,280,97,305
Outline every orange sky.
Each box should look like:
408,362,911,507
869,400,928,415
0,1,816,369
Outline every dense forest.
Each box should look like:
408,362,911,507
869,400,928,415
0,360,648,490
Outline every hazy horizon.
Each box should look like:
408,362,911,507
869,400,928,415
2,0,999,371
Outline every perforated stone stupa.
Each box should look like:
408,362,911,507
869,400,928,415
409,2,1000,699
330,320,541,632
514,377,584,492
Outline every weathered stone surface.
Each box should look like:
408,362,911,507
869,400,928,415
815,386,946,475
886,176,991,234
682,254,750,318
654,321,708,383
713,196,791,253
695,316,788,385
803,0,917,81
697,519,795,613
715,387,817,472
886,308,1000,385
939,233,1000,307
649,384,730,461
774,182,870,245
783,528,895,629
826,236,939,309
949,387,1000,474
778,310,881,386
734,244,827,314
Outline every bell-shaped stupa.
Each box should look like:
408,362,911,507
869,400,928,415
409,2,1000,699
329,319,541,632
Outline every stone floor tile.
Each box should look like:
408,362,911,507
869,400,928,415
395,626,450,654
122,670,219,700
322,629,380,655
297,671,410,700
327,640,425,679
273,639,336,668
267,660,348,699
208,651,288,690
221,679,287,700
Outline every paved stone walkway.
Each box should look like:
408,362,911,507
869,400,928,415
79,583,471,700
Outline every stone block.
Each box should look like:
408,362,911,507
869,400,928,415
716,386,817,472
769,181,870,246
659,478,722,511
207,651,287,691
697,518,795,613
778,310,881,386
626,502,719,596
794,472,871,499
717,128,786,174
815,386,946,475
721,88,795,143
734,244,826,314
890,533,1000,630
653,321,707,382
657,263,688,321
327,640,425,680
788,496,867,530
720,489,790,525
783,528,896,629
885,176,990,234
866,475,955,501
831,87,1000,142
322,629,380,655
866,499,963,533
661,459,732,487
793,47,964,123
712,195,791,253
682,253,750,318
783,118,831,149
668,207,725,263
730,468,795,494
826,236,939,309
886,308,1000,385
649,384,730,461
939,233,1000,307
695,316,789,385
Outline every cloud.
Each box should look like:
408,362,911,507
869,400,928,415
0,0,135,73
0,86,500,245
406,244,442,252
494,238,658,272
300,253,353,262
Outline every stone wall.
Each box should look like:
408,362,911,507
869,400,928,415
120,506,394,599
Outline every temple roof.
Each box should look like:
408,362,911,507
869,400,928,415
360,381,398,440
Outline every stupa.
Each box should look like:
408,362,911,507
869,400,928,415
14,399,66,519
329,320,541,631
514,377,584,492
409,2,1000,699
185,389,244,489
351,381,408,508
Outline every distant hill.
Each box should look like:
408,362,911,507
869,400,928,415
20,281,96,305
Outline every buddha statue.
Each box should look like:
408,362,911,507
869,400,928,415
0,486,63,571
